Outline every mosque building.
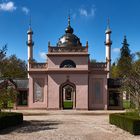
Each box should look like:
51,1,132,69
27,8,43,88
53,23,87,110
0,17,122,110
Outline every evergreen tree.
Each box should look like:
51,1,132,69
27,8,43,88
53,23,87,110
117,36,133,77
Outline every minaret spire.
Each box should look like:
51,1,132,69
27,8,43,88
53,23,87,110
65,12,74,34
105,18,112,78
107,17,110,30
68,10,71,26
29,14,32,30
68,13,70,27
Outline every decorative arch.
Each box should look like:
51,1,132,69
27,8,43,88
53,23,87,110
60,60,76,68
59,80,76,109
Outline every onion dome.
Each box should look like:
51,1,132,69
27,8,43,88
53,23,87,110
65,16,73,34
105,28,111,34
57,16,81,47
27,28,33,34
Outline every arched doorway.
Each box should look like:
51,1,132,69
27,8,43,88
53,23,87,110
60,82,76,109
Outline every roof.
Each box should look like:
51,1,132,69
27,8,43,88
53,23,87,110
108,78,121,88
13,79,29,89
57,16,82,47
0,78,29,89
57,33,81,47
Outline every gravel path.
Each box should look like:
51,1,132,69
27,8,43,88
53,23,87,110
0,110,140,140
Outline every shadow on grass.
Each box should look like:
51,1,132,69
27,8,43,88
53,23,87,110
0,120,61,135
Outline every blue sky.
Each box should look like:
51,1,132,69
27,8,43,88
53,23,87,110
0,0,140,63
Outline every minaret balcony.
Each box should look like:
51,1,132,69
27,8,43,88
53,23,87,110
26,41,34,46
105,40,112,45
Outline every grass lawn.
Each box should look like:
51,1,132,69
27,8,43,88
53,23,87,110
63,101,73,109
123,100,130,109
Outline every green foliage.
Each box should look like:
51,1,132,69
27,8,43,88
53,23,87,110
0,112,23,130
0,45,27,78
109,113,140,135
0,86,18,110
111,36,133,78
123,100,130,109
2,55,27,78
121,60,140,110
7,101,14,108
120,36,131,57
117,36,133,78
117,57,132,77
0,45,7,77
111,38,140,111
63,101,73,109
111,62,119,78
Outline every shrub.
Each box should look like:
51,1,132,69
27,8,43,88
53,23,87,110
0,112,23,130
0,87,18,110
109,113,140,135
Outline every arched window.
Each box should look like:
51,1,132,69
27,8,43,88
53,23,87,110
60,60,76,68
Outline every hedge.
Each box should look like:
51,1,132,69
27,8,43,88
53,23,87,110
109,113,140,135
0,112,23,130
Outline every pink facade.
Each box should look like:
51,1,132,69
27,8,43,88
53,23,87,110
27,18,109,110
28,53,108,110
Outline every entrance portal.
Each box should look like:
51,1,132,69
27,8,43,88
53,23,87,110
60,83,76,109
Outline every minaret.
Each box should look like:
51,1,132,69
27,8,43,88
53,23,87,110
105,18,112,78
27,17,34,74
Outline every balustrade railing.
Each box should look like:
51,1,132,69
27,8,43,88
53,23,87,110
90,63,107,70
30,63,47,69
48,46,88,53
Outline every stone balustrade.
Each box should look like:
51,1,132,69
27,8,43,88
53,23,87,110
30,63,47,69
48,46,88,53
90,63,107,70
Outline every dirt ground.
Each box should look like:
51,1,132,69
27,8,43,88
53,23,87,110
0,110,140,140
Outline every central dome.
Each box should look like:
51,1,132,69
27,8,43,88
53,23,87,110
57,16,81,47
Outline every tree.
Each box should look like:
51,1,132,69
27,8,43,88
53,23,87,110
0,84,18,111
2,55,27,78
121,59,140,111
121,52,140,111
0,45,27,78
111,37,140,111
0,45,7,77
117,36,133,77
